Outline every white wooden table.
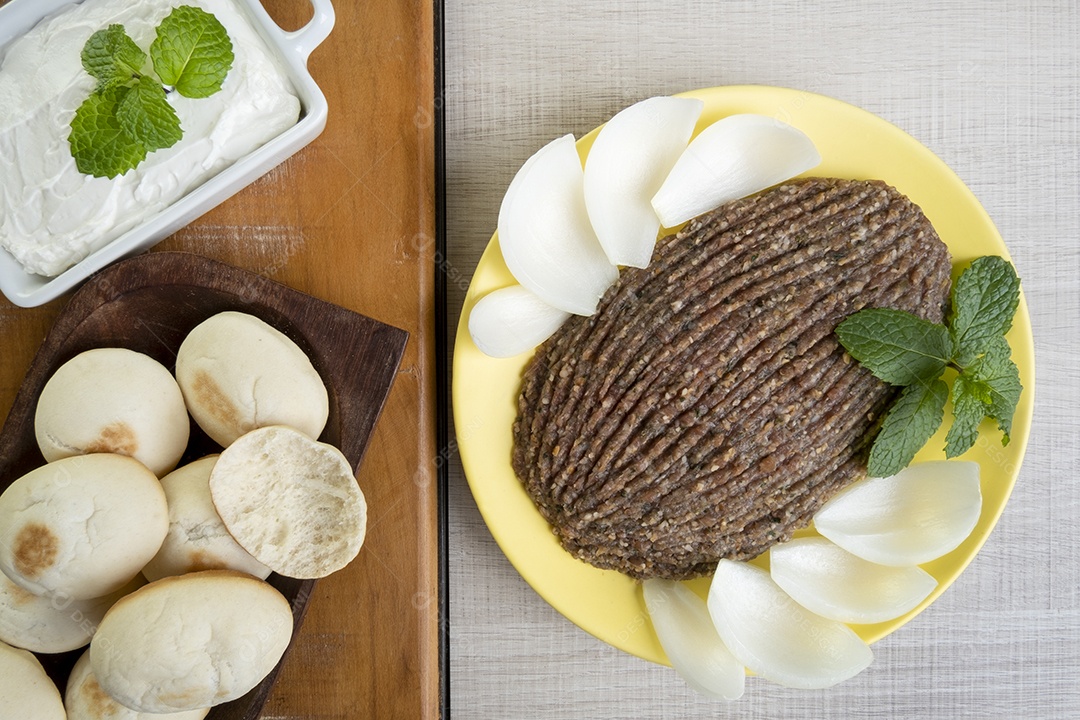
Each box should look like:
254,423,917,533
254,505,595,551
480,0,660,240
445,2,1079,717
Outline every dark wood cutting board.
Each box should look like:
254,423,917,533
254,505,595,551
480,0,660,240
0,0,441,717
0,251,409,719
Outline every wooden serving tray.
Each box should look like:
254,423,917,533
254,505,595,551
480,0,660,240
0,251,409,719
0,0,441,717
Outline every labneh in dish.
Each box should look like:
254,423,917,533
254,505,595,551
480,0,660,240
0,0,300,277
512,177,952,580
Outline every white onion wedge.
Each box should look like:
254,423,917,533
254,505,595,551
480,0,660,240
707,560,873,690
468,285,571,358
770,537,938,624
498,134,619,315
651,114,821,228
642,579,745,700
813,461,982,567
583,96,704,268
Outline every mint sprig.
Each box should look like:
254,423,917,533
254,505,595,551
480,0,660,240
69,6,234,178
836,256,1022,478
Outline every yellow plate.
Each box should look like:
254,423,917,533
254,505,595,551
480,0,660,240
452,85,1034,665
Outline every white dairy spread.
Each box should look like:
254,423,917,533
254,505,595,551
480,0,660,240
0,0,300,277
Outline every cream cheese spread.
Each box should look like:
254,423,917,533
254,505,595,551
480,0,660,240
0,0,300,277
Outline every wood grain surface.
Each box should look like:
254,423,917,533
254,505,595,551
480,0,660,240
0,0,440,718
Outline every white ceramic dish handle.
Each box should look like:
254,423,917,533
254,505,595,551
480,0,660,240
269,0,335,65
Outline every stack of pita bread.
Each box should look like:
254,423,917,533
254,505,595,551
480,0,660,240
0,311,368,716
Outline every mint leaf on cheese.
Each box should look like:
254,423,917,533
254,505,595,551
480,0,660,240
835,307,954,386
867,378,948,478
949,256,1021,365
117,75,183,152
71,7,234,178
69,86,148,178
150,5,235,99
81,24,147,91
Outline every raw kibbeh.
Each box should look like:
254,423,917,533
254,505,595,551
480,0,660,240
512,177,952,579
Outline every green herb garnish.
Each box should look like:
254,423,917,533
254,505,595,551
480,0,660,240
836,255,1022,478
70,6,234,178
149,5,235,98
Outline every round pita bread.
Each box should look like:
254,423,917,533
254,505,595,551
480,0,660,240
66,648,210,719
0,571,143,654
35,347,189,477
0,453,168,600
90,570,293,713
209,425,367,579
0,639,65,719
142,455,271,583
175,311,329,447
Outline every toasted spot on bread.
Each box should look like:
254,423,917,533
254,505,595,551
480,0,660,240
192,370,245,435
158,688,206,707
13,523,58,579
6,579,37,606
84,421,138,456
81,676,117,716
186,549,229,574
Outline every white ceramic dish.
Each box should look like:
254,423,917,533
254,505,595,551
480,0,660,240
0,0,335,308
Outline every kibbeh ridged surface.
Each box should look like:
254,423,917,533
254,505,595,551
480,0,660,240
511,177,952,580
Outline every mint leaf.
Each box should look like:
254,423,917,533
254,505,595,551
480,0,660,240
81,24,146,91
945,374,985,458
968,335,1022,444
944,337,1021,457
69,86,148,178
867,378,948,478
835,308,954,386
949,256,1021,365
117,75,182,152
150,5,234,99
